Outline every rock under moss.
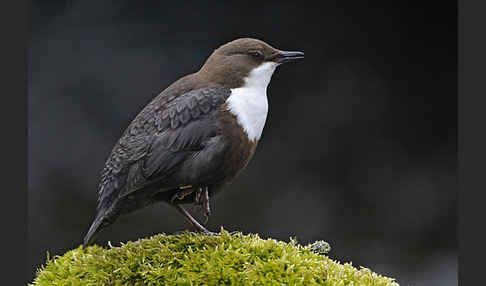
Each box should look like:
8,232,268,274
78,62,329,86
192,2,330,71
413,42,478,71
31,230,399,285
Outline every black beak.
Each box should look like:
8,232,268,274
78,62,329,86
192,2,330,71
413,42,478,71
275,50,305,64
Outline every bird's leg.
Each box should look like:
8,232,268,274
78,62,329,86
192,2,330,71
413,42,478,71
174,204,214,234
202,187,211,224
170,187,194,204
195,187,203,205
192,186,211,224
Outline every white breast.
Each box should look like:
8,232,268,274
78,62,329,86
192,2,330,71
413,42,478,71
226,62,278,141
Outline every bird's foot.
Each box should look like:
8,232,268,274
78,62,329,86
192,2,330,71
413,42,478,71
202,187,211,224
195,187,203,205
170,188,194,204
174,204,212,235
192,187,211,224
173,230,196,235
196,229,239,236
201,230,218,236
173,230,218,236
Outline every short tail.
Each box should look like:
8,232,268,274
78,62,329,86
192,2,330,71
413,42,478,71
83,214,105,246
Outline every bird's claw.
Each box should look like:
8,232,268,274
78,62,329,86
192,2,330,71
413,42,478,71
202,187,211,224
192,187,211,224
170,188,194,204
195,187,203,205
172,186,211,225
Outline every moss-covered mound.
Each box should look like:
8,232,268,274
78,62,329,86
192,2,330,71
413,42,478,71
31,230,399,285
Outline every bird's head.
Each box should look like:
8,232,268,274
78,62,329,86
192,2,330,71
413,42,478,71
198,38,304,89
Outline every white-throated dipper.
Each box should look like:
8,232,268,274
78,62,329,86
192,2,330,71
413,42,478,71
83,38,304,245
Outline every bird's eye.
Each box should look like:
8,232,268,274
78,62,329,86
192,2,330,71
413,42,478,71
248,51,264,59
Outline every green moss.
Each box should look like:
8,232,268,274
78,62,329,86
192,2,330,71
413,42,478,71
31,230,399,285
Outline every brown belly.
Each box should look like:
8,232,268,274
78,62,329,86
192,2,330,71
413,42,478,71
147,108,259,204
150,117,257,205
217,109,258,188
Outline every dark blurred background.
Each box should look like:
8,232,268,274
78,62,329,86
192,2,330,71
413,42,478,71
28,0,457,285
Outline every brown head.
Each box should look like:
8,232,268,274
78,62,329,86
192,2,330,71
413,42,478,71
197,38,304,88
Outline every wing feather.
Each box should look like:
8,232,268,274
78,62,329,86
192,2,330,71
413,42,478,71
97,87,231,204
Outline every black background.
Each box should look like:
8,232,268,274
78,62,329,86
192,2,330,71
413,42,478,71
29,1,457,285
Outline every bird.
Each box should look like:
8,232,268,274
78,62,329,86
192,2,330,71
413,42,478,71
83,38,304,245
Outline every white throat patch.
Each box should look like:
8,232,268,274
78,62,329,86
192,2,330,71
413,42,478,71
227,62,278,141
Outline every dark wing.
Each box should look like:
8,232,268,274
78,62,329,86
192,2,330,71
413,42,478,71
97,87,231,207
